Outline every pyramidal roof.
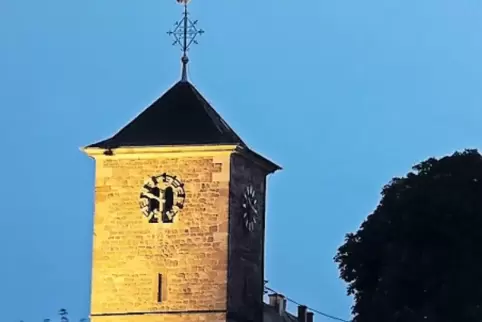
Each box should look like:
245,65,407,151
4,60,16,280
88,81,246,148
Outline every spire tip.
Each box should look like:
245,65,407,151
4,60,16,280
168,0,203,82
181,55,189,82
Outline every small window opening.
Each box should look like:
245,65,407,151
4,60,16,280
157,274,163,303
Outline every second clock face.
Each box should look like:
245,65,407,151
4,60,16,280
242,185,258,232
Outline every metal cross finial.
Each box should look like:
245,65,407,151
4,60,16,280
168,0,204,82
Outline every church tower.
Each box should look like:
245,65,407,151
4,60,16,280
82,2,280,322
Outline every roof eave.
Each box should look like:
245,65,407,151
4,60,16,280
81,144,239,159
235,145,282,174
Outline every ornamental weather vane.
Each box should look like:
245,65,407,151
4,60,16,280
168,0,204,82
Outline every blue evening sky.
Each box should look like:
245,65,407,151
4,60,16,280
1,0,482,321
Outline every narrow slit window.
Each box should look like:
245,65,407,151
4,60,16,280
157,274,163,303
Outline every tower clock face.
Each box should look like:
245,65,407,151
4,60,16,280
139,173,186,224
242,185,259,232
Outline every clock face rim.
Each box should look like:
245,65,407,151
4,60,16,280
242,185,258,232
139,173,186,224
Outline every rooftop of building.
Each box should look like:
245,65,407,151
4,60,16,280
87,80,245,149
84,80,281,172
263,293,315,322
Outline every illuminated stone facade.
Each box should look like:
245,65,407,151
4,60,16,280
83,80,280,322
84,143,276,322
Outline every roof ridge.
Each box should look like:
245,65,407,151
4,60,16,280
187,83,246,146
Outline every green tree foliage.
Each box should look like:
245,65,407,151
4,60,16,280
335,149,482,322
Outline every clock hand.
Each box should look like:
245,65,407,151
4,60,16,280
141,192,162,202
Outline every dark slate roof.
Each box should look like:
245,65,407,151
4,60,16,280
88,81,245,148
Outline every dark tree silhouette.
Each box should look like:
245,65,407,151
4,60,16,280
19,308,87,322
59,308,69,322
335,149,482,322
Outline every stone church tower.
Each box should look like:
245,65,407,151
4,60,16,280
83,3,280,322
83,50,280,322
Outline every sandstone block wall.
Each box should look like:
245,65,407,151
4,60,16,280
91,153,231,321
91,313,226,322
227,154,267,322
